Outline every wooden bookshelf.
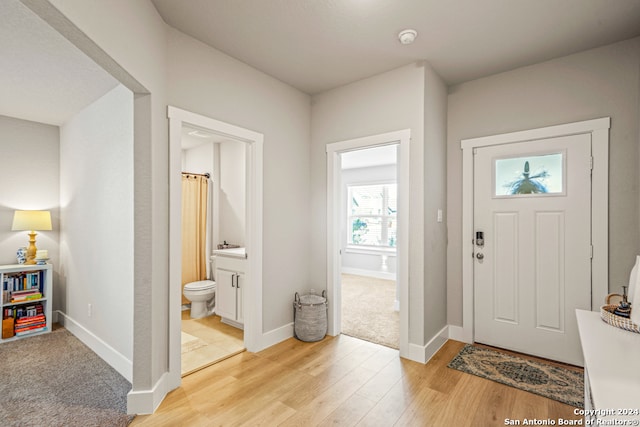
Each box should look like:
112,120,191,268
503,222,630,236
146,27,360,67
1,263,52,342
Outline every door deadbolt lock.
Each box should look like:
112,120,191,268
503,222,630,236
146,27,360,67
475,231,484,247
476,252,484,260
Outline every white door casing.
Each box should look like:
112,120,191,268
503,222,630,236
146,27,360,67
459,118,609,352
473,134,591,365
326,129,410,359
167,106,264,390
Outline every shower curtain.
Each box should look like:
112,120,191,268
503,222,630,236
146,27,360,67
181,173,209,304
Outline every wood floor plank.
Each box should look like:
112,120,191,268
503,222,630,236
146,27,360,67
355,357,404,402
392,385,449,426
279,366,378,426
355,378,416,427
317,393,377,427
206,364,307,426
239,401,297,427
279,341,382,410
130,336,584,427
467,378,517,426
358,344,398,372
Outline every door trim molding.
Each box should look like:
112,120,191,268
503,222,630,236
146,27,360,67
326,129,410,358
460,117,610,344
167,106,264,389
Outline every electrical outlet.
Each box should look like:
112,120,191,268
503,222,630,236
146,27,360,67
437,209,443,223
88,303,92,318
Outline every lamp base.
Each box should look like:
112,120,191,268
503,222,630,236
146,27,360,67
25,231,37,265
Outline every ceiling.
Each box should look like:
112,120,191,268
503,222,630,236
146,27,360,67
2,1,639,127
151,0,640,94
0,0,118,126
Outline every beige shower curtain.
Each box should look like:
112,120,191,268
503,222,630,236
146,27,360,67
181,174,209,304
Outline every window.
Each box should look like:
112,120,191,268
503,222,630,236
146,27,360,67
347,183,397,250
494,152,564,197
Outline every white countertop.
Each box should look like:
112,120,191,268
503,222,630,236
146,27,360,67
576,309,640,419
212,247,247,259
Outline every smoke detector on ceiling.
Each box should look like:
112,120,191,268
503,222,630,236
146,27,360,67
398,29,418,45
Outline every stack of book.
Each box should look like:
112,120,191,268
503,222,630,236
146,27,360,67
10,289,43,303
14,303,46,336
2,271,43,304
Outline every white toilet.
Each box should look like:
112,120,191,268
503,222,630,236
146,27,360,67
183,256,216,319
183,280,216,319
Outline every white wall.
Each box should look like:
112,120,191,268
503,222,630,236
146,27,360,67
166,28,311,333
218,141,246,247
312,62,448,346
0,115,60,304
59,84,134,378
447,36,640,326
182,144,213,176
422,64,448,340
181,141,247,251
341,164,397,277
311,62,438,346
43,0,169,404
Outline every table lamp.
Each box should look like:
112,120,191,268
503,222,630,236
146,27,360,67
12,210,52,265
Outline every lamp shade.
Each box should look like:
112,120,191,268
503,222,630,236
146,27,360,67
11,210,52,231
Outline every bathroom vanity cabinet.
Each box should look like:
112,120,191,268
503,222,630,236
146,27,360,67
215,251,245,329
1,263,52,343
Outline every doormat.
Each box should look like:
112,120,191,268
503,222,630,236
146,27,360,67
447,344,583,408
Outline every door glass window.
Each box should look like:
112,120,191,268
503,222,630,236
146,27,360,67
494,152,564,197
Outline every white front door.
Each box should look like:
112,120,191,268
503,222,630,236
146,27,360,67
473,133,592,366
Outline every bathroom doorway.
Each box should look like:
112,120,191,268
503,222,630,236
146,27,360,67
168,106,264,385
179,125,246,376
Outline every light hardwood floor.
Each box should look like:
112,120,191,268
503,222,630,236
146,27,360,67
131,335,583,426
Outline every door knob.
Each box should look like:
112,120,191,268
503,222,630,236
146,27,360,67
476,252,484,260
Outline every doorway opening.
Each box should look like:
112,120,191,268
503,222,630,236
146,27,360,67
340,145,399,349
326,129,410,358
168,106,264,385
179,124,246,376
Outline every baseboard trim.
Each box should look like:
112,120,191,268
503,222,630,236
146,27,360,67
407,325,449,364
341,267,396,281
127,372,171,415
448,325,472,343
56,310,132,382
220,317,244,330
260,322,294,350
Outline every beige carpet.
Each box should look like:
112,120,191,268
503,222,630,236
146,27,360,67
341,273,399,349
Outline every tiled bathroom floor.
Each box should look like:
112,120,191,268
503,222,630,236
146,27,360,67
181,310,245,376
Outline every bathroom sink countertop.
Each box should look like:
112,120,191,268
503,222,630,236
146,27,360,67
213,247,247,259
